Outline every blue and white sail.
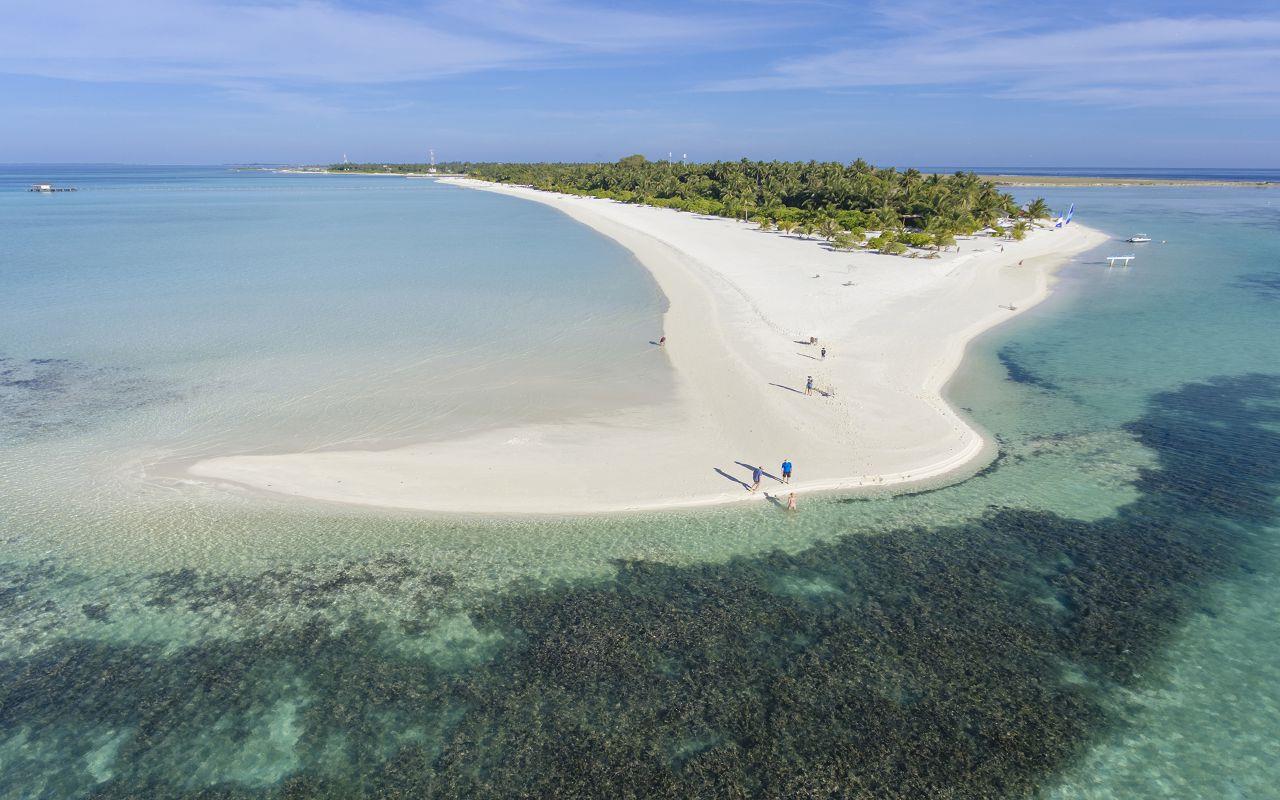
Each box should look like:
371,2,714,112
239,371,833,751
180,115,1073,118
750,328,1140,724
1055,203,1075,228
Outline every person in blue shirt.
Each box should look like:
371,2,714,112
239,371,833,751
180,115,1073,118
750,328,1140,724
750,465,763,492
781,459,792,483
805,376,814,396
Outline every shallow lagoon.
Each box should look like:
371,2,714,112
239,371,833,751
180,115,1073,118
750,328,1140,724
2,170,1278,798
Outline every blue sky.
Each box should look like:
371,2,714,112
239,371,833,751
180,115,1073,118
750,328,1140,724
1,0,1277,166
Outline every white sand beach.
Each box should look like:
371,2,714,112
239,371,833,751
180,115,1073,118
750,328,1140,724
186,179,1107,514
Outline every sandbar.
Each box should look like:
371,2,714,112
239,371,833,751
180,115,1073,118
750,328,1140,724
184,180,1107,514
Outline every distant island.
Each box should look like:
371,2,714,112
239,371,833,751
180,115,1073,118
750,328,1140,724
979,174,1277,188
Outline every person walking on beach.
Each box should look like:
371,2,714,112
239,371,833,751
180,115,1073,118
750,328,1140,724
787,492,797,512
781,459,792,483
659,336,666,346
820,347,826,360
750,465,763,493
805,376,814,396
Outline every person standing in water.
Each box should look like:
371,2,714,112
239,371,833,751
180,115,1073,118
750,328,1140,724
781,459,792,483
787,492,797,511
750,465,763,492
805,376,814,396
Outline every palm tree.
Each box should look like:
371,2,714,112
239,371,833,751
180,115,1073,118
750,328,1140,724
934,231,957,251
464,158,1024,241
816,218,842,241
1024,198,1050,221
831,231,859,251
873,207,901,233
776,220,798,236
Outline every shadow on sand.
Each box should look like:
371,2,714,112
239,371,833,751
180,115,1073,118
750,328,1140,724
713,468,750,490
735,461,780,483
769,382,805,396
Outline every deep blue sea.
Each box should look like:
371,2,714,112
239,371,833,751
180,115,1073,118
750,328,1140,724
1,166,1278,798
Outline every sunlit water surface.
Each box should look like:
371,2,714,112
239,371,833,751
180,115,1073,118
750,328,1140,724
2,169,1278,798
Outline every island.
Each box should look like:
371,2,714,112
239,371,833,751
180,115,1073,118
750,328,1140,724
188,159,1107,513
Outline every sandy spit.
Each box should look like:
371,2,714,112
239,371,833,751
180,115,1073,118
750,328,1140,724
185,179,1108,514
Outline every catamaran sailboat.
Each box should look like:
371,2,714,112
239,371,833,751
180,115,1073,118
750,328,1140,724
1054,203,1075,228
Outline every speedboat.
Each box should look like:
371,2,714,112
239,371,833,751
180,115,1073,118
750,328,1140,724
1127,234,1152,243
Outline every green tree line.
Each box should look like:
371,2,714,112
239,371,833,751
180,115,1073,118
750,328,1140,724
329,157,1052,252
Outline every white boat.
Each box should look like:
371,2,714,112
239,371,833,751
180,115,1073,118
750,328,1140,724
1127,234,1152,243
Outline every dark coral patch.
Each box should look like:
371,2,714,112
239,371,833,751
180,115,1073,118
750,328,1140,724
997,346,1060,392
1232,271,1280,300
0,355,177,443
0,374,1275,799
81,602,111,622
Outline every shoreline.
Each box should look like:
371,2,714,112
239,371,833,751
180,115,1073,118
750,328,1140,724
978,174,1276,188
181,180,1107,514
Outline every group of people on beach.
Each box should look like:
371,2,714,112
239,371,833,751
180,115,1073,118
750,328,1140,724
748,459,798,511
657,332,803,511
805,340,827,395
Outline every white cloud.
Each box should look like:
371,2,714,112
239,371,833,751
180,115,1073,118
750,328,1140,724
437,0,763,52
704,12,1280,109
0,0,751,88
6,0,1272,115
0,1,539,85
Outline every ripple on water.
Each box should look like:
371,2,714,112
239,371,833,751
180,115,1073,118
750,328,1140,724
0,356,177,445
0,374,1276,798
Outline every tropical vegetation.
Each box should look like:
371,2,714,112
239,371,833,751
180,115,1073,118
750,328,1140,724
329,157,1053,253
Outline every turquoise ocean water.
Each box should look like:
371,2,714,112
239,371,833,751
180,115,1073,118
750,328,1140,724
1,167,1278,798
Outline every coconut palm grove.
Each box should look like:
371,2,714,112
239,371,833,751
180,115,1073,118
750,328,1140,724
330,158,1051,253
